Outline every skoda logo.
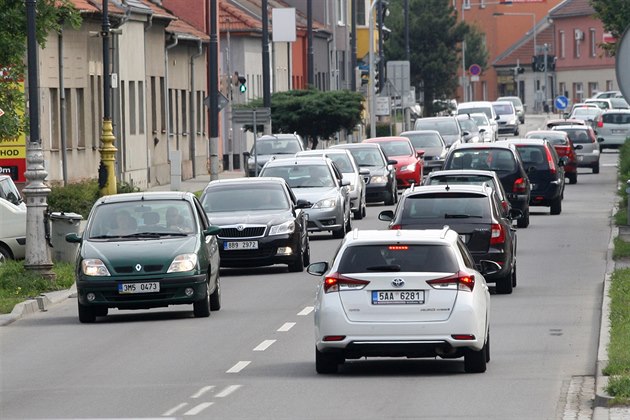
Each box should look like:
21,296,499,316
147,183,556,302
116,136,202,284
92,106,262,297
236,225,245,231
392,278,405,287
135,264,142,272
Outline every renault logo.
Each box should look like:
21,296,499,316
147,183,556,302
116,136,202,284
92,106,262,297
135,264,142,272
392,278,405,287
236,224,245,231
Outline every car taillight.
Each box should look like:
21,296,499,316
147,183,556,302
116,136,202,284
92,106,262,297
390,224,402,230
427,270,475,292
323,272,370,293
490,223,505,245
544,146,557,174
513,177,527,193
597,118,603,128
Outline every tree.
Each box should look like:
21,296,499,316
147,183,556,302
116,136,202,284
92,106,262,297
590,0,630,55
0,0,80,141
244,89,364,149
384,0,468,116
464,24,489,71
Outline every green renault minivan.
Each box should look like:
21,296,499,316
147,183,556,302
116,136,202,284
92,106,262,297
66,191,221,323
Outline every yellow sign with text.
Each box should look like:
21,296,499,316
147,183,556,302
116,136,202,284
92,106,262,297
0,146,26,159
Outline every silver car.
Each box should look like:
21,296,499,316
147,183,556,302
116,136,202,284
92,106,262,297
552,125,602,173
492,101,519,136
296,149,368,219
497,96,525,124
259,156,352,238
597,110,630,150
400,130,447,174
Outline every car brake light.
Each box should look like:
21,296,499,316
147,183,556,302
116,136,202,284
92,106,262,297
390,224,402,230
597,119,603,128
451,334,476,340
513,177,527,193
544,146,557,174
490,223,505,245
323,272,370,293
427,270,475,292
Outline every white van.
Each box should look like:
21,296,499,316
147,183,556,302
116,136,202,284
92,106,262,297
0,175,27,263
456,101,499,141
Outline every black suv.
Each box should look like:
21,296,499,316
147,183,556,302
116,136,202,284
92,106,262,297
199,177,311,272
443,142,531,228
502,139,566,215
378,184,521,294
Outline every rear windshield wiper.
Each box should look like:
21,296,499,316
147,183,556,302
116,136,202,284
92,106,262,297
365,264,401,272
444,213,483,218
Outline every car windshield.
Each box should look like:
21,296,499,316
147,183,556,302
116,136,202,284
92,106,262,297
337,244,458,273
571,108,601,119
87,200,196,239
525,132,568,145
458,118,478,132
261,164,336,188
554,128,592,144
610,98,629,109
447,149,516,171
202,184,290,212
402,193,490,220
252,139,301,155
297,152,354,172
427,175,497,192
402,132,443,148
347,149,386,167
458,107,492,119
470,114,489,126
415,119,459,135
493,103,514,115
377,141,413,157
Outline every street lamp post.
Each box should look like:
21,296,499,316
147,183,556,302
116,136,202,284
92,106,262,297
368,0,379,139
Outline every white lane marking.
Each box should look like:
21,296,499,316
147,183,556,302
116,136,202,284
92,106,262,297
226,361,251,373
184,402,214,415
190,385,215,399
277,322,296,332
298,306,314,316
163,402,188,416
215,384,242,398
253,339,276,351
603,163,617,167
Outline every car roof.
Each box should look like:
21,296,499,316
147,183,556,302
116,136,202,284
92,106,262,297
343,228,460,246
264,156,330,167
296,148,351,156
501,138,547,146
602,109,630,114
205,177,288,187
552,125,591,130
427,169,498,178
331,143,382,149
94,191,194,205
364,136,411,142
449,141,515,151
405,183,492,197
258,133,301,140
458,101,493,107
400,130,442,136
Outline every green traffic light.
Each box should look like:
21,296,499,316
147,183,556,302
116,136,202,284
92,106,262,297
239,84,246,93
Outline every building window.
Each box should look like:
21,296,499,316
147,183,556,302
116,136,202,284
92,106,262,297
590,28,597,57
463,0,471,10
77,88,85,149
559,82,566,98
357,0,366,26
559,31,565,58
138,81,145,135
129,81,136,135
160,77,166,133
573,82,583,103
168,88,174,135
575,29,582,58
90,76,98,149
337,0,346,25
151,77,157,134
121,82,127,140
588,82,598,97
50,88,60,150
64,88,73,150
181,89,187,135
607,80,614,91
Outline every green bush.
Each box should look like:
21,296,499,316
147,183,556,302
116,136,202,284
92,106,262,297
366,122,396,138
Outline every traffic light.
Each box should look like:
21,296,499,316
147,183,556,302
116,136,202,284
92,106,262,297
238,75,247,93
374,69,381,92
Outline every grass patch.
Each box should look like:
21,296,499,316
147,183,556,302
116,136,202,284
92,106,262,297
604,268,630,404
613,237,630,259
0,261,75,314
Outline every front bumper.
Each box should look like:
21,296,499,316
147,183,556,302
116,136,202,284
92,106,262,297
305,207,344,232
218,233,301,268
365,183,391,203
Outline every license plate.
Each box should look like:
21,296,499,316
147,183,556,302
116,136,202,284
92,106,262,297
224,240,258,250
118,282,160,294
612,129,627,134
372,290,424,305
577,156,584,161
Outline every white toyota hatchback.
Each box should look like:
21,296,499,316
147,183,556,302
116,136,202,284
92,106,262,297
307,228,500,374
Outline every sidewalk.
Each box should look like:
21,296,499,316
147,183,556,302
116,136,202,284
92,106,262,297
145,170,245,193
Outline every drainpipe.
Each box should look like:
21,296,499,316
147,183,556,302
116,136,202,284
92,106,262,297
144,13,154,183
111,6,131,180
165,34,179,165
190,39,202,176
58,29,68,185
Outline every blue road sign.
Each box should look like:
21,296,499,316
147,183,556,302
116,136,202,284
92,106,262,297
469,64,482,76
555,95,569,110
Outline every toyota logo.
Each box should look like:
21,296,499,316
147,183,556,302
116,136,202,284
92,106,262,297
236,225,245,231
391,278,405,287
135,264,142,272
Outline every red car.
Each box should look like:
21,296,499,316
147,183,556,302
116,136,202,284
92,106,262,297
525,130,580,184
363,136,425,188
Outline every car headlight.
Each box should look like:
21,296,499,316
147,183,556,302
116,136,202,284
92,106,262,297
313,198,337,208
371,175,387,183
167,253,198,273
82,259,111,276
400,163,416,172
593,149,600,155
509,118,518,125
269,220,295,235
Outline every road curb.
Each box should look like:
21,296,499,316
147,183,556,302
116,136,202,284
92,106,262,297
0,284,76,327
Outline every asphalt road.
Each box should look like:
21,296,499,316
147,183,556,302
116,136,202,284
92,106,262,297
0,118,618,419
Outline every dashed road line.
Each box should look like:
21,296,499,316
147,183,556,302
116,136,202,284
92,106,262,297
227,361,251,373
163,402,188,416
215,384,242,398
190,385,215,399
298,306,314,316
277,322,296,332
183,402,214,416
253,339,276,351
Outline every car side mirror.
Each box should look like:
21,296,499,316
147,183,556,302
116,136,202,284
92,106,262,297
378,210,394,221
559,156,568,167
204,225,222,236
478,260,502,276
387,159,398,165
243,151,251,158
527,166,537,173
417,150,425,159
597,137,604,142
341,179,351,187
296,198,312,209
65,232,82,243
307,261,329,276
479,128,486,133
509,208,523,220
574,144,583,150
359,168,370,175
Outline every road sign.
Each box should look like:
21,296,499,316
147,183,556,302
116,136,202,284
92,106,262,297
386,61,410,97
231,107,271,124
554,95,569,110
469,64,482,76
375,96,390,116
203,92,230,111
617,26,630,102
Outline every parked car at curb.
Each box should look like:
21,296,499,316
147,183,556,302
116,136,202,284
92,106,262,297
65,191,222,323
330,143,398,205
525,130,580,184
363,136,424,189
501,139,566,215
308,227,500,374
296,149,368,219
200,177,311,272
0,175,26,264
259,156,352,238
378,184,520,294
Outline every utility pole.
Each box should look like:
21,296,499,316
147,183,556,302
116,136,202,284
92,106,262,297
208,0,219,180
351,0,357,90
262,0,270,108
307,0,314,87
24,0,54,277
404,0,409,62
